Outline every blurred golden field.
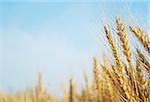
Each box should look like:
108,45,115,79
0,17,149,102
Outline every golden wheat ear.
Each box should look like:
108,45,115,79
135,57,147,101
93,57,100,91
103,25,123,71
129,26,150,54
136,48,150,73
116,17,132,66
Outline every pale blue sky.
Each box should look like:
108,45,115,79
0,0,149,97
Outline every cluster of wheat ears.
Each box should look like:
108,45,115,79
0,17,149,102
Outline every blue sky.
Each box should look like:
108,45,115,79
0,0,149,97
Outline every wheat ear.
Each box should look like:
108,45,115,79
137,48,150,73
129,26,150,54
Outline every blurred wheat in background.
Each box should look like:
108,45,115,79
0,16,149,102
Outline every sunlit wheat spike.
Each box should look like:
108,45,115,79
116,16,132,65
83,70,89,91
93,57,102,102
129,26,150,54
103,25,123,71
134,57,149,102
137,48,150,72
135,58,145,84
93,57,100,91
